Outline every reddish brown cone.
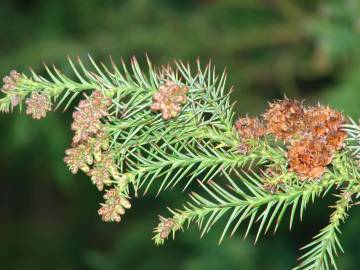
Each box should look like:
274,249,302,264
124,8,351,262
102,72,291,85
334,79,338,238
287,137,332,180
263,98,305,141
305,105,347,151
235,116,265,140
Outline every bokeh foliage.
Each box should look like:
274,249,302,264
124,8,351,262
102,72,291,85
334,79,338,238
1,0,360,269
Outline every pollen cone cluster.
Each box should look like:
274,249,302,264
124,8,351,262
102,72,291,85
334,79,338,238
1,70,21,93
98,188,131,223
88,149,122,191
151,80,188,120
64,141,95,174
63,132,115,190
1,70,23,110
64,91,131,222
64,91,121,193
25,92,52,119
71,90,112,144
235,98,347,180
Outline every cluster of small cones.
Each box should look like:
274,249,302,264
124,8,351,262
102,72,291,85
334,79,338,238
63,90,131,222
1,70,21,93
1,70,52,117
235,98,347,180
71,90,112,144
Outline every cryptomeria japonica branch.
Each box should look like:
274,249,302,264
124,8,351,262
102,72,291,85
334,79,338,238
1,56,360,270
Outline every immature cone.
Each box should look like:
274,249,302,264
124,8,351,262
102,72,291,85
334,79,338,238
98,188,131,223
238,143,250,155
1,70,21,93
97,151,121,180
25,92,52,119
151,80,188,120
305,105,347,151
88,166,111,191
264,98,305,141
63,129,117,189
87,150,121,191
87,131,110,162
155,217,176,239
63,143,94,174
287,137,332,179
71,90,112,144
64,131,108,173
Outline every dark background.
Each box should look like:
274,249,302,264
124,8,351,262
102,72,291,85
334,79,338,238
1,0,360,269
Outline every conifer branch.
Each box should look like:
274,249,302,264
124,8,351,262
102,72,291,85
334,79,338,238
152,163,348,246
1,56,360,269
295,187,357,270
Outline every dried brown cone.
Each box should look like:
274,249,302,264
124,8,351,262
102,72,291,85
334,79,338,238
326,131,348,151
305,105,347,151
98,188,131,223
235,116,265,140
287,137,332,180
71,90,112,144
25,92,52,119
263,98,305,141
151,80,188,120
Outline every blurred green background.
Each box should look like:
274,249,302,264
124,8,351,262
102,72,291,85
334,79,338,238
1,0,360,269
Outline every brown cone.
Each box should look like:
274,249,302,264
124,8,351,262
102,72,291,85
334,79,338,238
263,98,305,141
235,116,265,140
287,137,332,180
